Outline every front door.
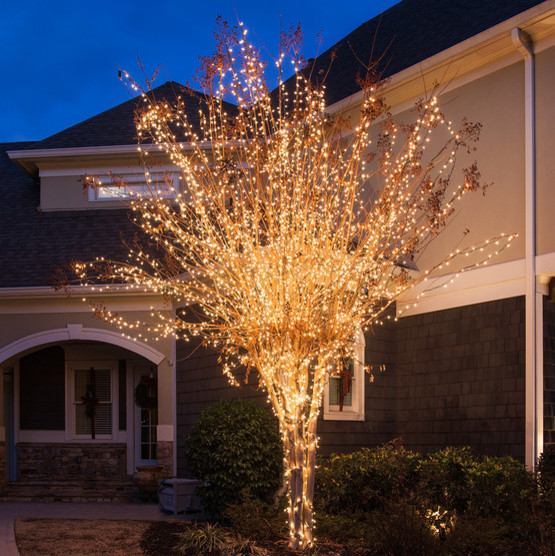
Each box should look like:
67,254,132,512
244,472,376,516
134,366,158,467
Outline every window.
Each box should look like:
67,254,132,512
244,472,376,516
73,367,113,438
323,329,365,421
87,171,178,201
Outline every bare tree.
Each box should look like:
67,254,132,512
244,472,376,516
70,21,514,549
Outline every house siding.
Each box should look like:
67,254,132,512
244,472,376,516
544,296,555,449
176,297,529,474
396,296,526,460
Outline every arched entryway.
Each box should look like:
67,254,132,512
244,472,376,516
0,327,171,501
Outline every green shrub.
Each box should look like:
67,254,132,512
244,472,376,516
420,447,533,522
537,446,555,498
315,442,422,515
314,443,536,553
316,502,439,555
222,494,288,543
185,399,283,516
442,514,514,556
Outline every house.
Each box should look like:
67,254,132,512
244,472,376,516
0,0,553,499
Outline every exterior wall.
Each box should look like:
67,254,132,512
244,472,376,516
317,315,397,456
0,441,4,485
535,45,555,256
176,312,395,472
544,296,555,449
415,61,526,274
0,300,173,429
396,296,526,460
176,297,528,476
38,154,143,211
175,340,264,477
16,442,127,481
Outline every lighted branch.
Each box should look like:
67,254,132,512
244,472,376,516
68,19,515,550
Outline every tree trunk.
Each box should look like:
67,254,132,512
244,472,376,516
285,416,318,550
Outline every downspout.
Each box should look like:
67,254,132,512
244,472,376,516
511,28,542,469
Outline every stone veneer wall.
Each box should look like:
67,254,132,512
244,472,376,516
544,296,555,449
156,440,173,475
16,443,127,481
396,296,526,460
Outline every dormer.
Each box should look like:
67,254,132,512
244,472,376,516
6,81,210,212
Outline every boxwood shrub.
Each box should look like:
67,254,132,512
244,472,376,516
185,399,283,516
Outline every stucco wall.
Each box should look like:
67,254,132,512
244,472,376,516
535,45,555,256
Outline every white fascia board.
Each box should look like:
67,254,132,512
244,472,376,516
326,1,555,116
0,284,156,299
7,142,208,161
397,258,526,318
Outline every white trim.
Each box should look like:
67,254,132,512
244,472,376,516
323,329,366,421
536,251,555,276
18,431,66,443
39,164,178,178
7,142,206,161
171,335,177,475
0,326,166,365
397,259,526,318
157,424,174,442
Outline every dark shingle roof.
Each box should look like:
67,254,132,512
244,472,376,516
0,142,137,287
33,81,236,149
305,0,545,105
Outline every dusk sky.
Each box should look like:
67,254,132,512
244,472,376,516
1,0,399,143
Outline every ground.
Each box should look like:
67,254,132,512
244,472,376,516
15,518,184,555
14,517,360,555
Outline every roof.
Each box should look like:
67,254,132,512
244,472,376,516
32,81,236,150
305,0,546,105
0,142,137,288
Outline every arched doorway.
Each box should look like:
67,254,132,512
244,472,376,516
0,328,169,501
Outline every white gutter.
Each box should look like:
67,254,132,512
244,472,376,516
511,27,542,469
7,142,208,160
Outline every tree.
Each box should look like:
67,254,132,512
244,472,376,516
70,20,514,549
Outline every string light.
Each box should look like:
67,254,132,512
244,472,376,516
70,21,516,550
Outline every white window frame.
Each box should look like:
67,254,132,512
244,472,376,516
323,329,366,421
68,362,117,440
87,171,178,202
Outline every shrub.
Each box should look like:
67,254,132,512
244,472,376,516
315,441,422,515
420,447,533,522
314,443,536,553
175,523,268,555
537,445,555,499
185,399,283,516
222,494,288,543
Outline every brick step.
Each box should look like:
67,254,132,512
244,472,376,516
0,479,145,503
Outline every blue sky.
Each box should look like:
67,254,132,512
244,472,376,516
1,0,399,143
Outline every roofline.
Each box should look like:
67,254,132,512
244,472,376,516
0,284,158,300
6,142,210,178
326,0,555,115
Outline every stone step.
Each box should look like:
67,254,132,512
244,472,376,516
0,479,145,503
